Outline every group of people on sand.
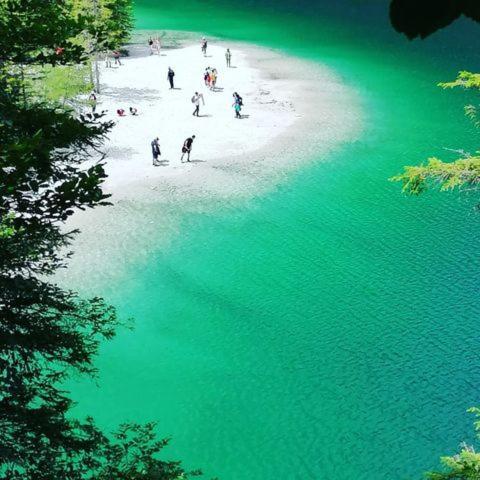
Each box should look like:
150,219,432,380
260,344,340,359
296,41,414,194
148,36,162,55
104,50,122,68
204,67,218,90
151,135,196,165
99,35,247,167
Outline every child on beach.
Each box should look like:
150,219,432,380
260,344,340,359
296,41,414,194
129,107,138,115
117,108,126,117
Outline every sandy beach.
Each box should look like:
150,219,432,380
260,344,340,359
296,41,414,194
60,32,362,288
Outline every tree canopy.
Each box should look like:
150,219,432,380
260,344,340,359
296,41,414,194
389,0,480,39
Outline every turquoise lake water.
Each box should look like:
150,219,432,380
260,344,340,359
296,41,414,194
70,1,480,478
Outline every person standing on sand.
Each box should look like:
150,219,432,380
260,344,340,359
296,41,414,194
233,100,242,119
113,50,122,66
191,92,205,117
233,92,244,107
88,91,97,113
167,67,175,89
210,68,218,90
105,51,112,68
201,37,207,56
181,135,196,162
225,48,232,67
204,68,211,87
151,137,161,166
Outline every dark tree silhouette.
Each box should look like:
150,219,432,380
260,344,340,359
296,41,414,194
390,0,480,39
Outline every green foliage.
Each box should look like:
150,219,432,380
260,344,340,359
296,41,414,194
438,71,480,91
73,0,134,52
30,64,94,107
391,155,480,195
425,408,480,480
0,0,87,66
393,71,480,196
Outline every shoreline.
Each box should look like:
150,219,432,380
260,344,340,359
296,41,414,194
59,31,362,289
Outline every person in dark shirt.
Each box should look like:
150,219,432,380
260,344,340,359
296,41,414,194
151,137,161,165
167,67,175,89
180,135,196,162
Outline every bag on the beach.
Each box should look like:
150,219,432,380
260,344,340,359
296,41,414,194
191,96,196,103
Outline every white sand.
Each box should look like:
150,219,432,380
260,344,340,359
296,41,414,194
59,33,362,289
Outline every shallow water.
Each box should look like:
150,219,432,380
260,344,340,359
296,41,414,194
69,2,480,479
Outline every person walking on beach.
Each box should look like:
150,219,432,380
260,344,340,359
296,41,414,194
201,37,207,56
233,92,243,106
225,48,232,67
191,92,205,117
151,137,161,165
181,135,195,162
167,67,175,89
233,99,242,118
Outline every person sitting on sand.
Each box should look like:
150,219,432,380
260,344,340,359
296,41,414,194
151,137,161,166
117,108,126,117
167,67,175,89
225,48,232,67
191,92,205,117
129,107,138,115
181,135,196,162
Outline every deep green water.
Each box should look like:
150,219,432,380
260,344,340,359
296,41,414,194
71,1,480,479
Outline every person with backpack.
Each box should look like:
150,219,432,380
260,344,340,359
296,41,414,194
167,67,175,89
151,137,161,166
233,92,243,107
191,92,205,117
181,135,196,162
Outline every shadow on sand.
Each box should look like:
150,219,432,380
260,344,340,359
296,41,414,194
153,159,170,166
